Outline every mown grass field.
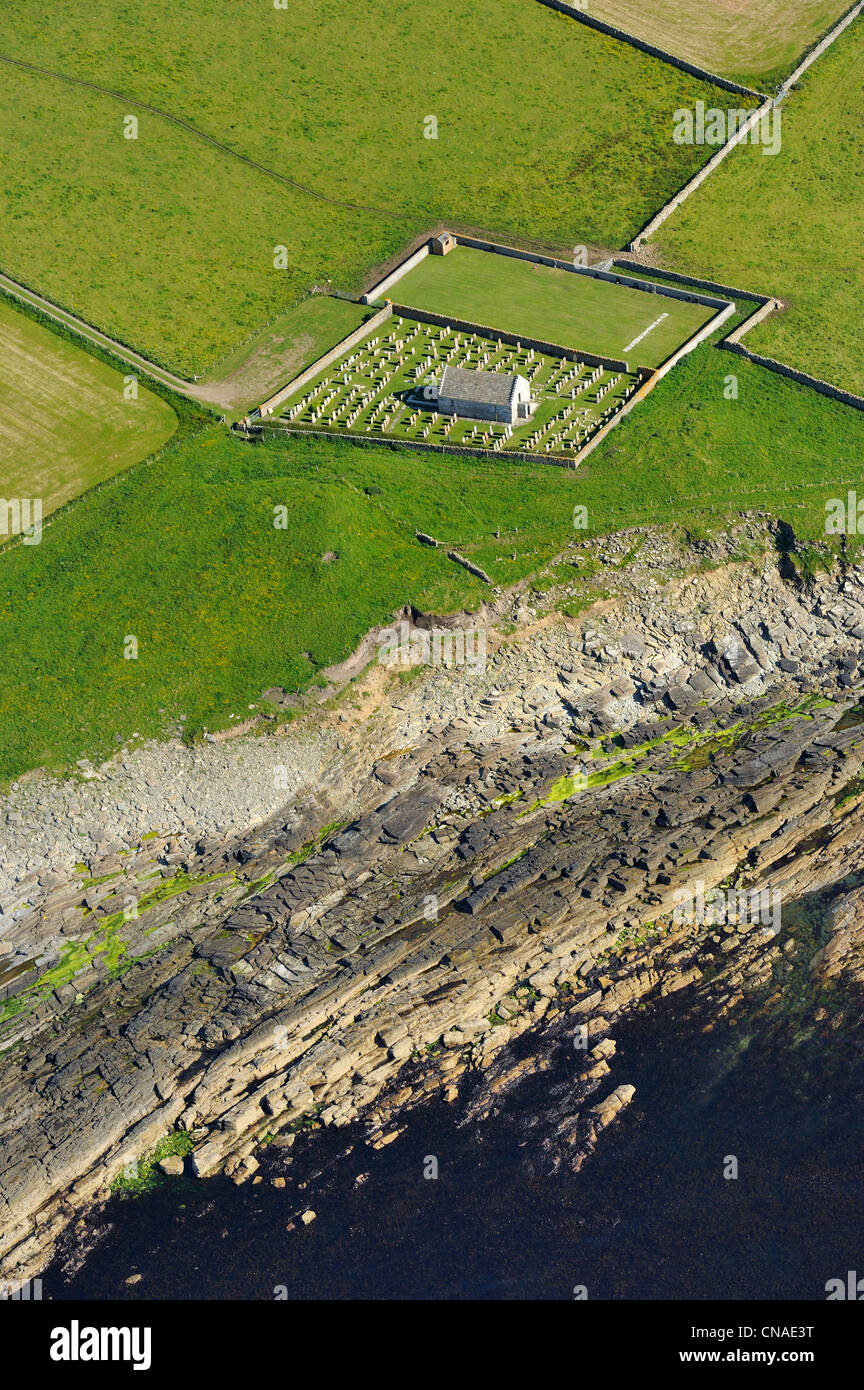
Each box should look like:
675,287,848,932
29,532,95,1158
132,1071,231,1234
2,313,863,784
394,247,719,366
587,0,850,89
0,0,737,375
651,19,864,394
0,296,177,517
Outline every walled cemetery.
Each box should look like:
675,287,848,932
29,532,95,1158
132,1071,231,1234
279,314,641,461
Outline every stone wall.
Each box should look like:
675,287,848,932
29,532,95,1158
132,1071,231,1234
249,422,579,470
775,0,863,101
535,0,765,99
253,303,392,418
723,341,864,412
630,1,864,250
613,259,770,307
453,236,730,314
391,301,631,373
654,301,736,375
629,102,773,249
723,298,780,344
361,242,430,304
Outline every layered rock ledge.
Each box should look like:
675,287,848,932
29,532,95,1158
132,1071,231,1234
3,539,864,1288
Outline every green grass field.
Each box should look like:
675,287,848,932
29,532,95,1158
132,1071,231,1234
587,0,850,89
651,19,864,395
0,67,407,381
0,0,741,376
0,296,177,518
394,248,719,367
2,311,863,783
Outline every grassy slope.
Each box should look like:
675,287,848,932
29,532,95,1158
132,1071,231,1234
0,70,407,381
2,326,862,783
0,0,737,374
587,0,850,89
199,297,371,413
394,247,717,365
0,296,177,515
650,20,864,394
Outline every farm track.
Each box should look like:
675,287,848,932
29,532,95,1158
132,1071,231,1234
0,53,403,222
0,270,200,398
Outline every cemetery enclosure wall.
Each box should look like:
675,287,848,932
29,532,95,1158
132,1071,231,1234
652,300,736,380
389,304,630,374
452,236,733,316
362,243,431,304
254,303,394,417
613,259,771,307
248,423,580,469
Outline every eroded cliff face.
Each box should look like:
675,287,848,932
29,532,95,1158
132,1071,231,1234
3,534,864,1289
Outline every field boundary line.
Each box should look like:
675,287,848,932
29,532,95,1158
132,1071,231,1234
722,340,864,412
775,0,864,101
628,102,773,249
0,52,403,222
615,260,864,412
0,270,200,397
628,2,863,250
534,0,766,98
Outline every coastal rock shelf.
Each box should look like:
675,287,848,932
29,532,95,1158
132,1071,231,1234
4,539,864,1289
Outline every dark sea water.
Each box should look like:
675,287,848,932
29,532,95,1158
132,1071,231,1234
45,953,864,1302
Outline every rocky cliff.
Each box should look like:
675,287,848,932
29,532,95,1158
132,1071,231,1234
3,527,864,1289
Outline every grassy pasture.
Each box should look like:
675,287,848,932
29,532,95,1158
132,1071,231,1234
0,296,177,518
586,0,851,89
1,313,863,783
394,247,719,366
0,68,408,381
650,19,864,394
0,0,738,374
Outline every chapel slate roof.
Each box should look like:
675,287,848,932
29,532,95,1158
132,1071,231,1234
438,365,525,406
